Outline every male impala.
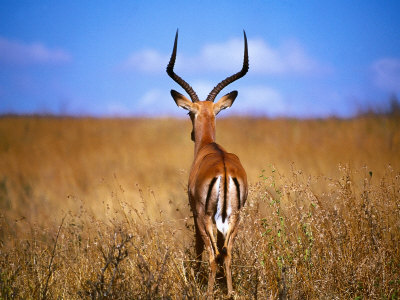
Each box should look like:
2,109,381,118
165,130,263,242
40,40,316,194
167,30,249,297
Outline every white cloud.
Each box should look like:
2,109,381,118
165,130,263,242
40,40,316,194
372,58,400,92
135,89,182,116
0,36,71,65
122,36,327,76
193,38,326,75
227,86,286,116
121,49,168,73
138,89,163,107
190,80,214,100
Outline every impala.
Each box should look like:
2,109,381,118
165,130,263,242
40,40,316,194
167,30,249,297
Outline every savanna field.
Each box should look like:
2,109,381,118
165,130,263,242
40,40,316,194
0,115,399,299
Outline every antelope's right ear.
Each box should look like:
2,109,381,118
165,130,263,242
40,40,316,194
171,90,197,112
214,91,238,115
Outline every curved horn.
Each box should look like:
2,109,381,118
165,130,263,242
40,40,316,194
166,30,199,102
206,30,249,102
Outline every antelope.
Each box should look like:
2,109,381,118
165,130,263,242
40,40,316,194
167,30,249,297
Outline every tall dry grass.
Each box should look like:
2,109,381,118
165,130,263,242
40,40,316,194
0,115,399,298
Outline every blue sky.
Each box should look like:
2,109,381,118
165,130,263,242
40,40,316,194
1,1,400,117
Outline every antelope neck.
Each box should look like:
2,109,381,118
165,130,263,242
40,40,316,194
193,113,216,156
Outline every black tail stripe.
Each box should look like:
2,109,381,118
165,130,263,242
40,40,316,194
222,173,227,222
233,177,241,209
206,177,218,212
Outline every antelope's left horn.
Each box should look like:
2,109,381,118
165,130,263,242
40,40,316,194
166,30,200,103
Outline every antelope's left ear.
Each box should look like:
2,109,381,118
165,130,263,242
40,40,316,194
171,90,197,112
214,91,238,115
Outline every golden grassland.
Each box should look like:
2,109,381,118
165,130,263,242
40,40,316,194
0,115,399,299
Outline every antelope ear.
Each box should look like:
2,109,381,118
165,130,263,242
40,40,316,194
214,91,238,115
171,90,197,112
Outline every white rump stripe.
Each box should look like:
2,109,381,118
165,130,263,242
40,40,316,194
215,176,233,237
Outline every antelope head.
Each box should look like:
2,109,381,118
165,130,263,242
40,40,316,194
167,30,249,143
